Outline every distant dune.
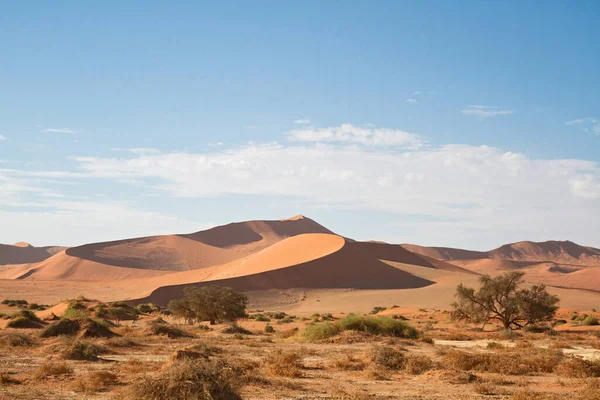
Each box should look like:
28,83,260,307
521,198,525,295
1,216,599,309
0,242,66,266
403,240,600,266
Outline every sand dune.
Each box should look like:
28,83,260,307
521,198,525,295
403,240,600,266
0,242,66,266
0,215,334,281
135,235,436,306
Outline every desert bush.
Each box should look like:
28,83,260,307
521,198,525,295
554,357,600,378
523,324,549,333
149,320,193,338
301,322,341,340
187,343,223,357
40,318,80,337
582,315,599,326
135,303,154,314
487,341,504,349
5,332,35,347
549,340,571,349
63,307,89,319
62,340,102,361
403,354,434,374
222,323,252,335
337,314,418,338
268,312,286,320
370,306,387,315
128,359,242,400
1,299,28,307
6,316,42,328
79,318,118,338
265,324,275,333
0,372,20,385
73,370,119,394
441,348,563,375
168,286,247,325
451,271,559,329
253,314,270,322
332,354,366,371
370,345,405,370
276,316,294,324
34,362,73,380
6,309,44,328
265,349,303,377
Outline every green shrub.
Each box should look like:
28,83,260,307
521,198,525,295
40,318,80,337
253,314,270,322
337,313,418,338
582,315,599,326
265,324,275,333
135,304,154,314
63,307,90,319
222,323,252,335
301,322,341,340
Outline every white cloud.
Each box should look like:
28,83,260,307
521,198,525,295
406,98,418,104
43,128,76,134
566,117,600,136
3,125,600,248
0,135,6,141
293,119,311,125
287,123,424,148
413,91,421,95
461,105,514,118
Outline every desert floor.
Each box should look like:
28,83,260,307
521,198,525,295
1,301,600,400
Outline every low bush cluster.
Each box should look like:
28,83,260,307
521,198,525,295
302,313,418,341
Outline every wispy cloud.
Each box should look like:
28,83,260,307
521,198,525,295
287,123,424,148
406,98,418,104
566,117,600,135
43,128,76,134
0,135,6,141
461,105,514,118
293,119,311,125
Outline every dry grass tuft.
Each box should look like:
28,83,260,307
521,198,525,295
554,357,600,378
265,349,304,378
370,345,405,370
73,370,119,394
34,362,74,380
331,353,366,371
127,359,242,400
403,354,434,375
440,348,563,375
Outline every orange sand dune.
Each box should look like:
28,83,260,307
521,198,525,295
0,215,334,281
454,258,600,292
135,234,436,306
404,240,600,267
0,243,66,266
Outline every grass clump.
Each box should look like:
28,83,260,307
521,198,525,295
370,306,387,314
6,309,44,329
265,324,275,333
301,322,341,340
1,299,28,307
73,370,119,394
301,313,418,341
222,323,252,335
40,318,80,337
370,345,405,370
332,354,366,371
265,349,304,377
129,359,243,400
5,332,35,347
440,348,562,375
34,362,73,380
62,340,102,361
554,357,600,378
581,315,599,326
149,320,193,338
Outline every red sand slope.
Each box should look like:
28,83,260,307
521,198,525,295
134,234,437,306
0,215,335,280
0,242,66,266
403,240,600,266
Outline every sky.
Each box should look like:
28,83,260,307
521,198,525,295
1,1,599,250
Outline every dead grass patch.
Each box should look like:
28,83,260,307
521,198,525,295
73,370,119,393
34,362,73,380
265,349,304,378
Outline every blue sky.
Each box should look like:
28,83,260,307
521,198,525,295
1,1,599,249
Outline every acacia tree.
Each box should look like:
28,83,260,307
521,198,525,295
168,286,248,325
451,271,559,330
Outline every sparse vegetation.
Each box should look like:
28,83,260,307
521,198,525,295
168,286,248,325
451,271,559,329
34,362,73,380
265,349,304,378
128,358,243,400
